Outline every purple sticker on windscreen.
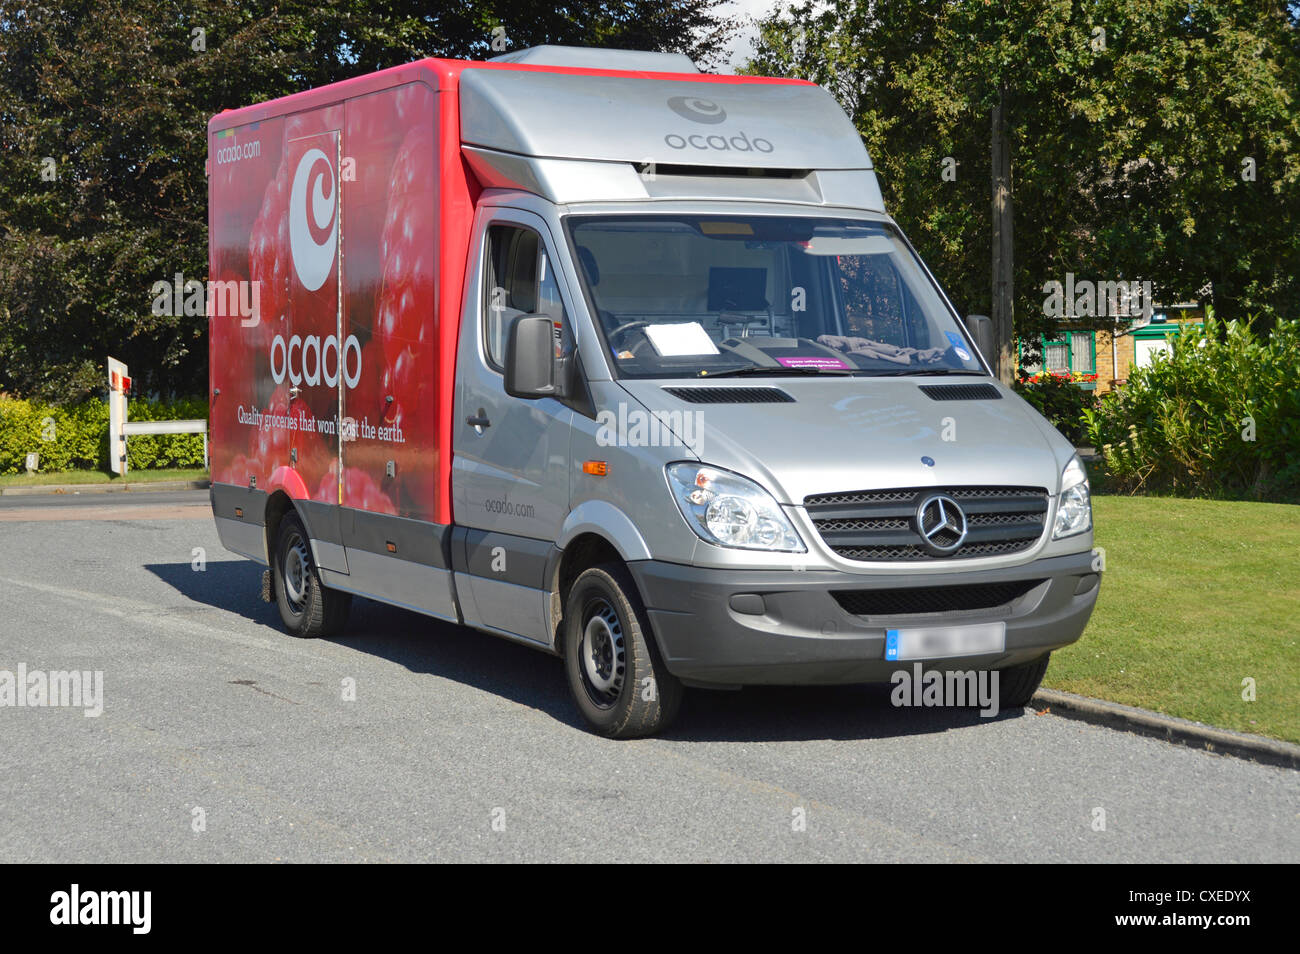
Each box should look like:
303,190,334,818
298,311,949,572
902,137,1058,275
776,356,850,370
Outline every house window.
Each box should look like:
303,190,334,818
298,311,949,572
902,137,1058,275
1043,337,1070,372
1132,323,1201,369
1018,331,1097,379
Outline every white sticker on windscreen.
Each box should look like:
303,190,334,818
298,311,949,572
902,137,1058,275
643,322,720,356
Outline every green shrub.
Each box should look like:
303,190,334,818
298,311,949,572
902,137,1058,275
63,399,111,469
1084,317,1300,501
1013,371,1097,445
121,397,208,470
0,396,207,475
0,400,52,473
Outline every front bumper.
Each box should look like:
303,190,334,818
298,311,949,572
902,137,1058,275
628,550,1100,686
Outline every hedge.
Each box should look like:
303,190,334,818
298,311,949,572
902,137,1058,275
1012,370,1098,445
0,397,208,475
1084,317,1300,502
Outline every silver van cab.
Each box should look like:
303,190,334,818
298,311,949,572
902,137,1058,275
452,47,1099,735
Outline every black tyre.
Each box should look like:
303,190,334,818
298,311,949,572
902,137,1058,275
272,512,351,638
997,653,1051,708
563,563,683,738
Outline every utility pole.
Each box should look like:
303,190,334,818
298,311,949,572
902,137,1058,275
990,86,1015,384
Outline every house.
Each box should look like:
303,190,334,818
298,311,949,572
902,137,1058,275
1017,302,1206,394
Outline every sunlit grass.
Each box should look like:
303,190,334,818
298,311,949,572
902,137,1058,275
1047,495,1300,744
0,468,208,487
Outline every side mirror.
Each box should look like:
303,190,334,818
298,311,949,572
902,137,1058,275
504,314,556,399
963,314,994,362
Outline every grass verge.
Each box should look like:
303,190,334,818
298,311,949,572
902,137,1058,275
1046,495,1300,745
0,468,208,488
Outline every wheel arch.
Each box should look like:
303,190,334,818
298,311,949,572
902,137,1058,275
262,490,298,566
557,500,652,561
548,533,623,656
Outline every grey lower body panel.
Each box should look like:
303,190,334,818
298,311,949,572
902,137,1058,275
213,515,268,565
323,507,459,622
454,574,552,647
209,485,558,640
320,554,458,623
450,527,560,648
628,550,1100,686
211,484,270,564
211,481,460,621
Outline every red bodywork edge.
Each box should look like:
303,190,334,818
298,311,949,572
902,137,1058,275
267,465,311,501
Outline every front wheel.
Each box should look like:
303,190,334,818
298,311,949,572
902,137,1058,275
997,652,1051,708
273,512,351,638
563,563,683,738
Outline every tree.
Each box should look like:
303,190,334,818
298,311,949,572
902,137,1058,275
745,0,1300,374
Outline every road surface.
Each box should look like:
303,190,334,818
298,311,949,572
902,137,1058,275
0,491,1294,862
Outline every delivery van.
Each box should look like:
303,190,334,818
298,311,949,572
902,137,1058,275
208,45,1100,737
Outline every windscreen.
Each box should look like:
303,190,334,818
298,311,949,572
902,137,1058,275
566,215,984,379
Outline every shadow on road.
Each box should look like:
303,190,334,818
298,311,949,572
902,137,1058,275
146,559,280,629
146,559,1028,743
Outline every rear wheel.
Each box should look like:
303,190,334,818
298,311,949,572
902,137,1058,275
563,563,683,738
273,512,351,638
997,653,1051,708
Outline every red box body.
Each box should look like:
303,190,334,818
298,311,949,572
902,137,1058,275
209,60,479,525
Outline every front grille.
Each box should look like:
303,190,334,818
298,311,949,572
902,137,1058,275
803,485,1049,561
832,579,1044,616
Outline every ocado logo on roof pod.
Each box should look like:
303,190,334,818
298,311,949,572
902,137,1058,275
663,129,775,153
667,96,727,124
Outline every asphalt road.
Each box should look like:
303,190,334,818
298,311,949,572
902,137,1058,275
0,491,1295,862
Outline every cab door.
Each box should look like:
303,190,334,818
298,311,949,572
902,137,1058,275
452,208,575,643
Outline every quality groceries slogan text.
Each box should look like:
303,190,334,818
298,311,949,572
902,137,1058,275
237,405,406,444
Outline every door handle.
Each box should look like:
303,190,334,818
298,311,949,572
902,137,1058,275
467,409,491,428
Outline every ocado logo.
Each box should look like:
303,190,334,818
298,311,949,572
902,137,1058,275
667,96,727,124
271,333,361,389
664,130,774,154
662,95,775,154
288,148,338,292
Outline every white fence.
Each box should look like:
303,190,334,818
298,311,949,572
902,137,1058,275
108,356,208,475
120,419,209,473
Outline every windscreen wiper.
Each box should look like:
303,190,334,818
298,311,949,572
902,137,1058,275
864,368,989,377
701,365,852,378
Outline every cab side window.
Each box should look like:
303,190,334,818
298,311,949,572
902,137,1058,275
483,224,570,369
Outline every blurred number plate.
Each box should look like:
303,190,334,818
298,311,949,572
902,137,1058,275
885,622,1005,661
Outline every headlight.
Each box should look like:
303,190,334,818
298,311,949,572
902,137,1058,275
1053,455,1092,539
666,463,805,552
